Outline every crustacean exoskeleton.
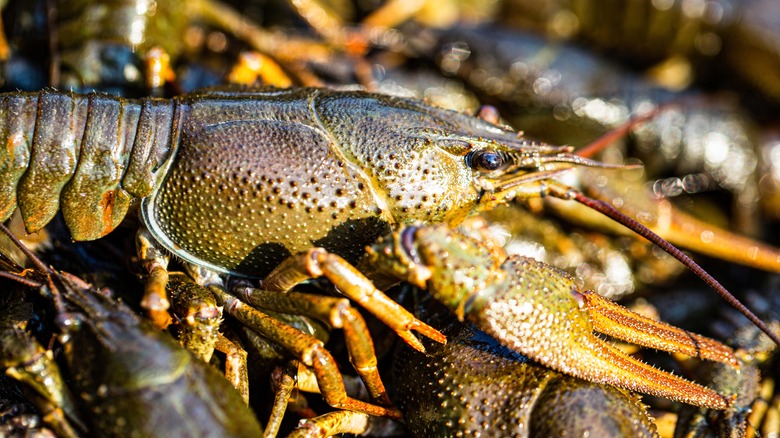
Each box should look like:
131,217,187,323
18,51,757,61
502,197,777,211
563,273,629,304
500,0,780,101
391,298,660,437
0,0,332,94
0,85,778,433
0,221,264,437
0,299,83,438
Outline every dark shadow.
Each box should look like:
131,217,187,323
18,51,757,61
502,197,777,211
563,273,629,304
311,217,392,266
235,242,291,279
235,217,391,278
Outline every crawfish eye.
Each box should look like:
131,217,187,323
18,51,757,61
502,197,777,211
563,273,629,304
467,150,503,172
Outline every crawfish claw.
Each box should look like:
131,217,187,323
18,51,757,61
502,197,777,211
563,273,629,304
411,319,448,345
410,320,448,349
580,290,739,367
468,256,735,410
381,316,447,353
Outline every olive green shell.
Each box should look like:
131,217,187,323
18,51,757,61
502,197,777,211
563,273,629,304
0,90,174,238
0,87,529,278
62,280,263,437
144,87,520,277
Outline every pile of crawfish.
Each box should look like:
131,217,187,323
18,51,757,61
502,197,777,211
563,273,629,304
0,0,779,437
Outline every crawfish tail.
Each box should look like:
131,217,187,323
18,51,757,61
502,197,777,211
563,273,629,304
0,90,176,240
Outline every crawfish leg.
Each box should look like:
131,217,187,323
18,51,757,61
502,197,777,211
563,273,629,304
265,361,301,438
214,330,250,405
235,286,391,405
209,286,402,420
580,290,739,366
0,8,8,61
268,362,376,437
143,47,176,97
136,227,172,328
267,360,367,437
228,52,293,88
263,248,446,352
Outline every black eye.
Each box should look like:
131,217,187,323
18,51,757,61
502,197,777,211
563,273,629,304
468,150,503,171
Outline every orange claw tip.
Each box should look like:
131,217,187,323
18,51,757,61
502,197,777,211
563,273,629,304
480,298,732,409
397,331,427,353
387,407,404,421
576,337,733,410
581,290,740,368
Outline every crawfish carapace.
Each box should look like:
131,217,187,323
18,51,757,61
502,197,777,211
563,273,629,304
143,87,617,278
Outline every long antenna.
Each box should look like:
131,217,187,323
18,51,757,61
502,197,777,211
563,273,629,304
0,270,43,288
562,98,780,345
561,188,780,347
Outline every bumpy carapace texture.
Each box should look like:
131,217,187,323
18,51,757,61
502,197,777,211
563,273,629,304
145,87,536,277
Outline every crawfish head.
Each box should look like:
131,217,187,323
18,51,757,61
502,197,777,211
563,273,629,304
313,92,617,224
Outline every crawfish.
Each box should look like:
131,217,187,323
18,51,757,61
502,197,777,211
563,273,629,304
0,299,83,437
0,0,190,94
1,85,779,422
427,25,780,271
0,86,646,269
391,297,659,437
499,0,780,102
51,0,189,93
0,86,614,292
0,85,777,337
0,221,265,437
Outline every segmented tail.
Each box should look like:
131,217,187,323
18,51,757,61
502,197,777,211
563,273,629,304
0,89,176,240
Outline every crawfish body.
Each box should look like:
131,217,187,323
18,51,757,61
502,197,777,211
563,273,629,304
58,279,263,436
0,228,264,437
0,87,564,277
392,312,658,437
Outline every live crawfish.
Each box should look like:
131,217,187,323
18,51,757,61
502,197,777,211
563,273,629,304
367,222,740,405
0,84,778,435
0,222,264,437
